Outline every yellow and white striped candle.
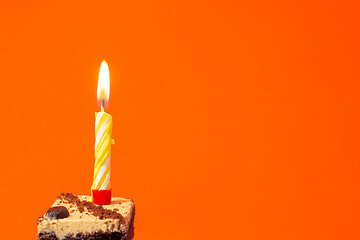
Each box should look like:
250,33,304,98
92,111,113,190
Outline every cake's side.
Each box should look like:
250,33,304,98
37,193,135,240
38,231,126,240
126,204,135,240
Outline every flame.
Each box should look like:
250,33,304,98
97,61,110,110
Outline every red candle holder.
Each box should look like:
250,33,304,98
92,189,112,205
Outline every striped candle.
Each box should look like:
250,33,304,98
92,111,113,191
92,60,112,205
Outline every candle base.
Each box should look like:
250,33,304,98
92,189,112,205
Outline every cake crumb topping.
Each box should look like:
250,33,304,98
58,193,124,221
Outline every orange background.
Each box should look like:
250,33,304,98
0,0,360,239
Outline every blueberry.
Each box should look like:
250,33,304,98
45,206,70,220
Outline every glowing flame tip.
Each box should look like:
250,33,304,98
97,60,110,109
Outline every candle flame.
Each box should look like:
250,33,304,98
97,61,110,110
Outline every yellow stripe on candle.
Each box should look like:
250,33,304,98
95,136,111,156
96,164,111,189
95,113,109,136
94,155,110,187
94,150,111,176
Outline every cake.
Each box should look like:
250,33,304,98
37,193,135,240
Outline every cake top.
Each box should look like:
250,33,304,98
38,193,133,224
57,193,125,220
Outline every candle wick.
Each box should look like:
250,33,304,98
101,99,105,112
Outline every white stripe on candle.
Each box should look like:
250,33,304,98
95,116,110,149
95,155,110,188
95,112,104,127
100,167,111,190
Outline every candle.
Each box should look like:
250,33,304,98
92,61,113,205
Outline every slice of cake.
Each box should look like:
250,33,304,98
37,193,135,240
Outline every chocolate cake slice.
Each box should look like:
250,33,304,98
38,193,135,240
